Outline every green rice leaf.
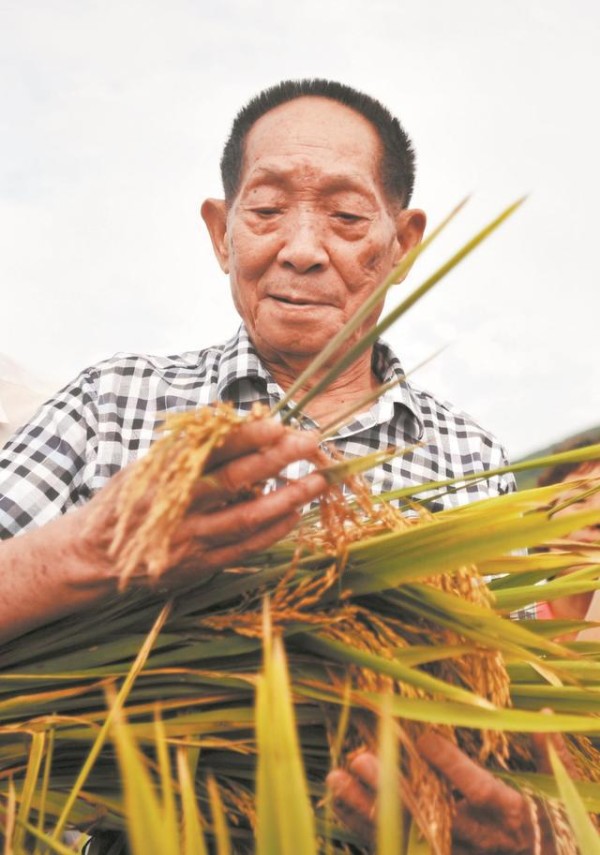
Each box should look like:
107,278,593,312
343,504,600,600
493,575,600,613
380,442,600,506
319,447,418,486
272,198,468,418
283,198,524,421
296,682,600,733
300,634,495,708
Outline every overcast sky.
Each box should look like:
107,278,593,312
1,0,599,459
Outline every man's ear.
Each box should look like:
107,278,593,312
201,198,229,273
394,208,427,265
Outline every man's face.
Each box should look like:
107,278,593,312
203,97,424,367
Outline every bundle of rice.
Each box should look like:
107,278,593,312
1,404,600,853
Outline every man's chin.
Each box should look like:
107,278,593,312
254,330,331,363
251,304,345,362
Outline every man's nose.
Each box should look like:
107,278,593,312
276,213,329,273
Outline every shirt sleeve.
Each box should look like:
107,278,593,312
491,442,517,497
0,368,99,538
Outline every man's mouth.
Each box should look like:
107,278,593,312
272,296,312,305
268,294,332,307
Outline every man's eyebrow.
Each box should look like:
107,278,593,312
243,167,377,199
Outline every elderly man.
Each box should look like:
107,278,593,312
1,80,539,853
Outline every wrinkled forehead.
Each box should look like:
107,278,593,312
239,96,385,192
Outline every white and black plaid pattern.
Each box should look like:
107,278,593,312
1,325,515,540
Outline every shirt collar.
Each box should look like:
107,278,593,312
216,325,273,402
215,324,424,437
371,338,424,439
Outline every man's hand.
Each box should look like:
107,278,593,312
0,419,326,640
72,418,327,588
327,729,578,854
416,732,558,854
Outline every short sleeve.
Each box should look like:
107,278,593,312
490,442,516,497
0,368,99,538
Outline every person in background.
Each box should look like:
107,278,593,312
535,437,600,638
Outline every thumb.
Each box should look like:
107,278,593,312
531,708,579,778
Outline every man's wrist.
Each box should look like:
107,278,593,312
40,508,119,598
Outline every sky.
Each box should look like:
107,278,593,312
1,0,599,459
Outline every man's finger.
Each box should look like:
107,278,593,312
347,751,380,793
193,430,322,506
180,472,326,546
531,708,580,779
326,769,376,845
171,511,301,582
531,732,579,778
416,733,521,812
204,418,287,468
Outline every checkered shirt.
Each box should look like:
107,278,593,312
0,324,516,539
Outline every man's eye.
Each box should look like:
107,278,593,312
334,212,364,223
252,208,281,218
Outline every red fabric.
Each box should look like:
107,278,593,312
536,601,554,620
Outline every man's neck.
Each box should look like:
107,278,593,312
260,349,378,426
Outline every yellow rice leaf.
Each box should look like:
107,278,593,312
329,678,352,770
255,670,280,855
2,777,16,855
4,820,79,855
49,603,170,842
406,816,434,854
13,731,44,852
154,713,178,844
498,770,600,814
256,621,317,855
207,774,231,855
548,740,600,854
177,747,208,855
34,722,54,849
376,697,403,855
110,705,168,855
